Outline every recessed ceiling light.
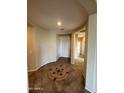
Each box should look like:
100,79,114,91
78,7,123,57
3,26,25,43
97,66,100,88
57,21,62,26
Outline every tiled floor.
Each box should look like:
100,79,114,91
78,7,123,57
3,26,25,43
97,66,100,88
28,57,90,93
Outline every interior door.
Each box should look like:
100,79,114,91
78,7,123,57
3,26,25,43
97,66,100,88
58,35,71,57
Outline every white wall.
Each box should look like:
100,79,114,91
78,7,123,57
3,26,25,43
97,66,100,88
86,13,97,93
34,27,51,68
28,26,74,72
48,31,58,61
28,26,57,71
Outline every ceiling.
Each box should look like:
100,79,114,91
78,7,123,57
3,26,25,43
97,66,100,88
27,0,96,31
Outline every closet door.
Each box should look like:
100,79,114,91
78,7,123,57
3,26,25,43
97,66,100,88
59,35,70,57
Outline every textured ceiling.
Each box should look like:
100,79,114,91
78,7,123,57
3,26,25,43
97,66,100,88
27,0,96,31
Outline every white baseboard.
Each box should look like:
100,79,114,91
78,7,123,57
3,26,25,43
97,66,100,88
85,87,96,93
28,65,43,72
28,68,38,72
28,60,57,72
85,87,92,93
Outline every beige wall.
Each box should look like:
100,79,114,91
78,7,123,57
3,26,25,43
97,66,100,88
27,26,73,71
48,31,58,61
71,33,76,64
33,27,50,69
28,26,57,71
27,26,37,71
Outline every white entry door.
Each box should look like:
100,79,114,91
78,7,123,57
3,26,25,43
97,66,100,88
58,35,71,57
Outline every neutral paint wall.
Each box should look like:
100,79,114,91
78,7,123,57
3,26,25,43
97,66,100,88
85,13,97,93
71,33,76,64
48,31,57,61
28,26,74,71
33,27,50,69
28,26,57,71
27,26,37,71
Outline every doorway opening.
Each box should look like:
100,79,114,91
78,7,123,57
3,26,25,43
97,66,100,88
71,26,87,79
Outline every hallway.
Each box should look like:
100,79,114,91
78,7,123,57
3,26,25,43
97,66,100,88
27,0,97,92
29,57,90,93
